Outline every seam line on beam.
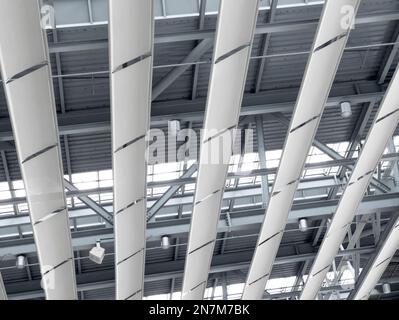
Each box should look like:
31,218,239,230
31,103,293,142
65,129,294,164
314,32,349,53
21,143,58,164
125,289,142,300
203,125,236,144
290,114,321,133
189,239,215,255
375,108,399,124
117,248,144,266
42,257,73,276
341,222,351,230
325,222,351,240
258,231,282,247
375,256,391,268
271,179,300,198
357,170,375,181
287,178,300,186
194,189,221,206
112,52,152,73
359,294,369,300
52,206,67,214
190,280,207,292
6,61,48,84
115,197,144,215
214,43,250,64
271,190,281,197
248,273,269,286
114,134,146,153
348,170,375,186
33,206,67,226
312,265,330,277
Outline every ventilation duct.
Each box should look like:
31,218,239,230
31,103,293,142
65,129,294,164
109,0,154,300
0,0,77,299
181,0,260,300
242,0,361,300
300,64,399,300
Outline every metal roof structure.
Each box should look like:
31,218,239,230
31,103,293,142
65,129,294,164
0,0,399,300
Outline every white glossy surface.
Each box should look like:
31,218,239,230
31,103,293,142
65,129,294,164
0,273,6,300
0,0,77,300
0,0,45,80
109,0,152,69
301,65,399,300
353,217,399,300
6,66,58,161
182,0,260,300
109,0,154,300
41,259,77,300
242,0,361,300
19,143,65,223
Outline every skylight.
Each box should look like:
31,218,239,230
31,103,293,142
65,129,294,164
0,138,395,216
49,0,326,29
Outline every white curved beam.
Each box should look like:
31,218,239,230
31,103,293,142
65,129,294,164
242,0,361,300
0,0,77,299
0,273,6,300
350,214,399,300
109,0,154,300
181,0,260,300
301,64,399,300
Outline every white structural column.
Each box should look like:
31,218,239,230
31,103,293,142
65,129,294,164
351,215,399,300
0,0,77,299
109,0,154,300
181,0,260,300
0,273,6,300
301,65,399,300
242,0,361,300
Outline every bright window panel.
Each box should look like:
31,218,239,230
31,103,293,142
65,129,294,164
75,181,98,190
152,186,170,196
184,183,195,193
227,283,245,296
99,179,113,188
145,294,170,300
99,169,112,180
0,190,11,200
171,291,181,300
72,171,98,183
100,193,113,202
18,203,29,212
0,182,9,191
0,204,14,216
266,276,297,294
12,180,24,189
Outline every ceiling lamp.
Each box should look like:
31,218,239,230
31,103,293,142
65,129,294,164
340,101,352,118
168,120,181,136
16,255,26,270
298,218,309,232
382,283,391,294
89,241,105,265
161,235,171,250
